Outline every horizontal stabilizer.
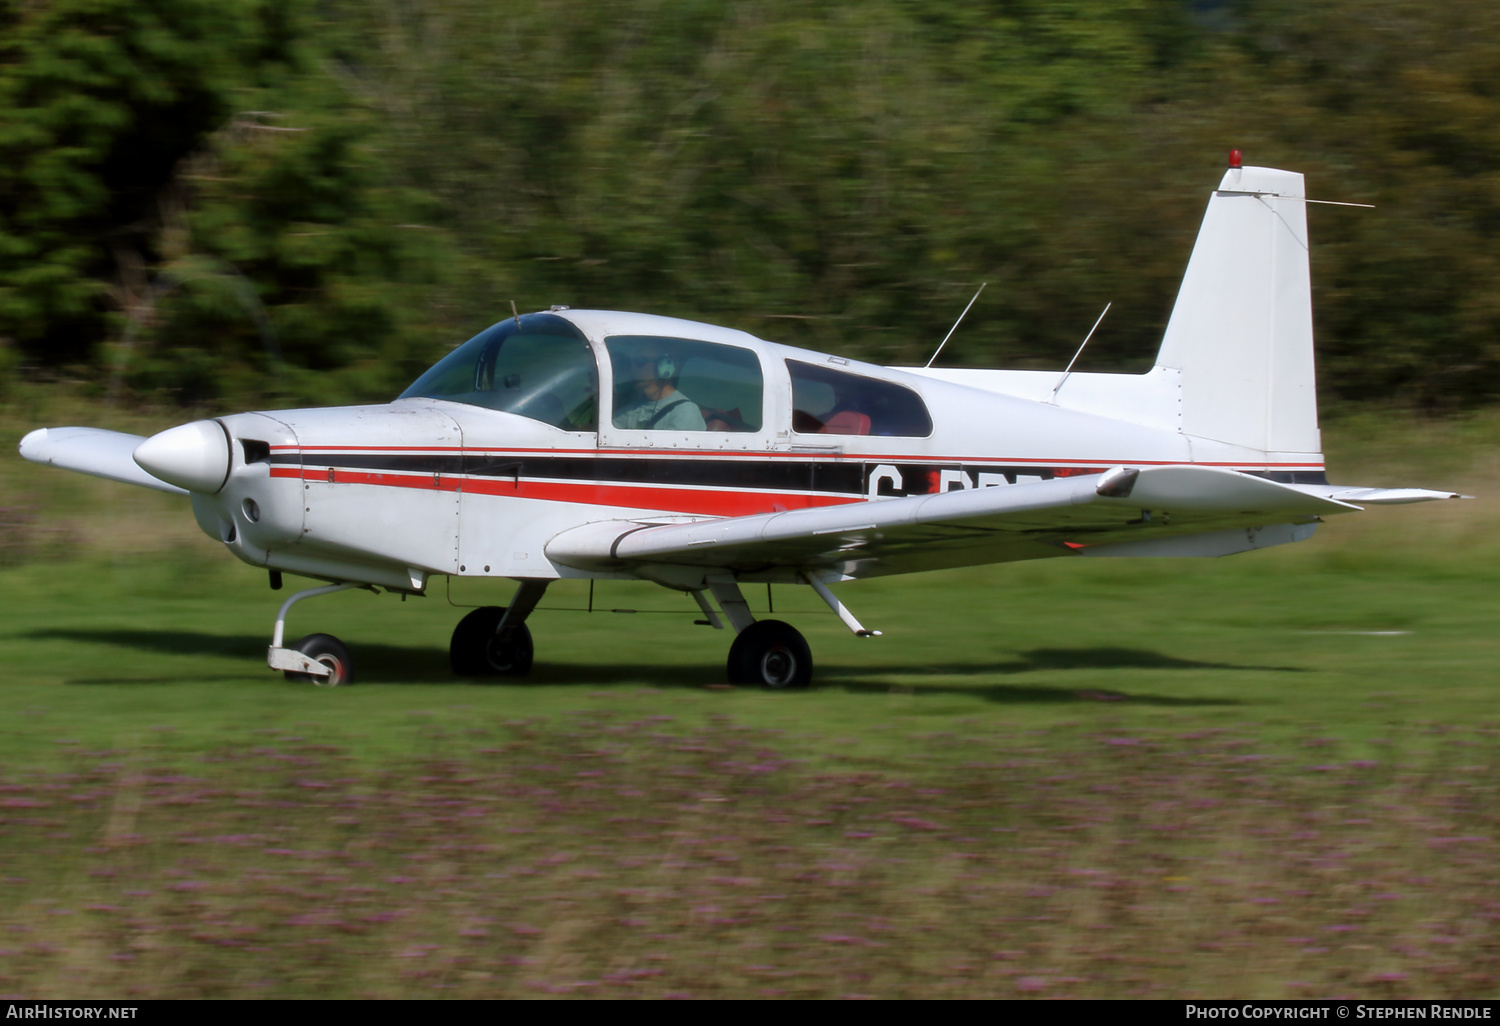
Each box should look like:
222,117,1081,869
17,427,188,495
546,464,1349,580
1123,464,1358,513
1313,486,1468,505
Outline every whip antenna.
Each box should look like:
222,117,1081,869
1049,302,1111,402
925,282,987,369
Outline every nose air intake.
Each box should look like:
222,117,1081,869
132,419,233,494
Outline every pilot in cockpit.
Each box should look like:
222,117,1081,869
614,343,707,431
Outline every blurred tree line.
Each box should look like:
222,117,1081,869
1,0,1496,410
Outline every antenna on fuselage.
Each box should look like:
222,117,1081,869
924,282,987,369
1048,302,1111,403
510,300,522,328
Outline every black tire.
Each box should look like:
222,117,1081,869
726,620,812,689
450,606,534,678
285,633,354,686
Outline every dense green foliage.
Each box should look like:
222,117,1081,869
2,0,1497,407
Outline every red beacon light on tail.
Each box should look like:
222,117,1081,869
1229,149,1243,169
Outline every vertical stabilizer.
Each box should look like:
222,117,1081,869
1154,166,1320,456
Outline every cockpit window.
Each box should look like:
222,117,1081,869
787,360,932,437
399,314,597,430
605,335,763,432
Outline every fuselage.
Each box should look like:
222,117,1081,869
191,309,1324,592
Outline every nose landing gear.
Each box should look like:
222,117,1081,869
284,633,354,686
265,582,361,685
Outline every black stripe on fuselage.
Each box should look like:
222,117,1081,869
273,452,1323,495
279,452,868,494
274,452,1091,497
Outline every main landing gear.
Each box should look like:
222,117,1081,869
727,620,812,688
266,574,877,690
449,580,548,678
700,574,880,689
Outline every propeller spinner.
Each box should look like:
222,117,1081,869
132,420,232,494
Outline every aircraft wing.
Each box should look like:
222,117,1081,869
546,464,1366,580
17,427,188,495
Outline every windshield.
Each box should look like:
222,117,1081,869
399,313,597,430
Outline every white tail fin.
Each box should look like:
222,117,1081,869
1154,166,1321,456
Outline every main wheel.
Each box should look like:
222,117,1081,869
726,620,812,689
285,633,354,686
450,606,534,677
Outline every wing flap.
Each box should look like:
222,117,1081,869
546,464,1351,579
18,427,188,495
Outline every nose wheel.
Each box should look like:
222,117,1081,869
284,633,354,686
267,582,363,685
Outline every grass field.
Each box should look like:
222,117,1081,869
2,396,1497,997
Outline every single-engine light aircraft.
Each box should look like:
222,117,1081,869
20,160,1463,687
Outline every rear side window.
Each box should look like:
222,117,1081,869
788,360,932,437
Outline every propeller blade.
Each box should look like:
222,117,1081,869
18,427,189,495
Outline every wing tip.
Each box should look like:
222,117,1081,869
18,427,49,460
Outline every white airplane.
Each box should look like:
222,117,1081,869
20,159,1462,688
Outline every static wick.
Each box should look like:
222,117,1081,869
1050,302,1111,402
925,282,988,369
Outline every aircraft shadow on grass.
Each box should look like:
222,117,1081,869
824,646,1303,678
29,628,455,685
817,646,1299,707
34,630,1286,703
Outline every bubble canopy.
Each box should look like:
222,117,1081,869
398,314,598,430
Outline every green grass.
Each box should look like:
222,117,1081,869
3,721,1497,999
3,396,1498,997
3,437,1497,768
2,553,1495,753
2,401,1498,767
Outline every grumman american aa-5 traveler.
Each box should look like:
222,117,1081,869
19,160,1464,687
